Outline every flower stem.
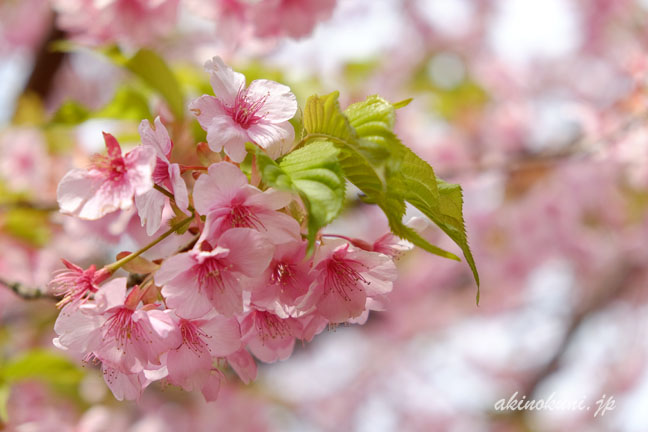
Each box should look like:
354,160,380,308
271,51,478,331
180,165,208,173
154,184,175,201
154,184,196,213
105,215,193,273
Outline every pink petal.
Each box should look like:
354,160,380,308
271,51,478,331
53,304,103,353
206,116,248,162
245,188,293,210
316,284,367,323
217,228,274,277
189,95,226,138
193,162,247,215
205,56,246,106
168,162,189,213
246,79,297,123
166,343,211,391
246,120,294,151
102,365,145,401
135,189,166,236
56,169,102,217
200,316,242,357
103,132,122,159
123,145,156,196
226,349,257,384
94,277,127,311
138,116,172,159
201,372,222,402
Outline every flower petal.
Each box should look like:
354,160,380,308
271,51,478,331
246,79,297,123
205,56,246,106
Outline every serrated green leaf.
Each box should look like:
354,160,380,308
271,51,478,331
430,179,480,293
126,49,184,120
303,91,356,143
300,92,478,296
341,95,457,259
255,141,345,250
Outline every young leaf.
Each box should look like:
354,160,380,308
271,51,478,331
126,49,185,120
340,94,479,294
303,91,356,142
255,141,345,249
3,349,84,389
302,92,459,262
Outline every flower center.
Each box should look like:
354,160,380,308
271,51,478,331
254,311,291,342
102,307,150,350
196,258,227,293
179,319,211,354
270,262,293,286
324,257,368,301
225,87,268,129
91,154,127,182
227,204,266,230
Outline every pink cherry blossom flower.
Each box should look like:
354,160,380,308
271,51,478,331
300,239,398,323
193,162,301,244
53,0,179,47
250,240,314,316
134,117,189,235
371,232,414,257
53,278,181,374
48,259,111,308
226,349,257,384
102,364,167,401
0,128,48,194
57,132,156,220
239,309,303,363
165,314,241,393
156,228,274,318
251,0,336,39
189,57,297,162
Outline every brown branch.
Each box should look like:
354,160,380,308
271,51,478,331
21,15,67,102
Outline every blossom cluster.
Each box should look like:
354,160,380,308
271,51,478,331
51,0,336,46
50,57,406,401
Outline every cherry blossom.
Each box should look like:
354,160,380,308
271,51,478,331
251,0,336,39
249,240,314,316
193,162,301,244
165,314,241,394
300,239,398,323
57,132,155,220
190,57,297,162
48,259,110,308
53,0,179,46
53,278,181,374
134,117,189,235
156,228,274,317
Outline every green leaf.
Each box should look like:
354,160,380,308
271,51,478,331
50,100,91,125
342,95,457,259
255,141,345,250
300,92,478,297
125,49,185,120
51,87,152,126
429,179,480,297
2,208,51,247
303,91,356,143
95,87,151,120
0,384,8,422
3,349,84,389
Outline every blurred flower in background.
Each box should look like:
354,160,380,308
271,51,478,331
0,0,647,431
